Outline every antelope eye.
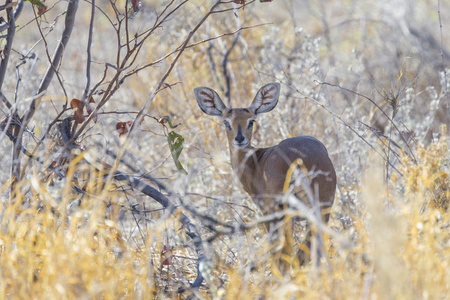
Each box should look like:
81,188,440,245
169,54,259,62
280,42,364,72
248,119,255,129
223,120,232,130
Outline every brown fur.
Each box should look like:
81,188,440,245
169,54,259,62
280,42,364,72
195,83,337,264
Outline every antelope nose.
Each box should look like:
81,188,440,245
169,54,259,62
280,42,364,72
235,135,245,143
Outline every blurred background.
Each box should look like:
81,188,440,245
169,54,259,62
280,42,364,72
0,0,449,298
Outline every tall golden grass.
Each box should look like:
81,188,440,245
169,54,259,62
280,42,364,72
1,137,449,298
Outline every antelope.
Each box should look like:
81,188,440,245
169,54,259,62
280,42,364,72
194,83,336,264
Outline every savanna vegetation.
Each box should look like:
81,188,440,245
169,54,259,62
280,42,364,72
0,0,449,298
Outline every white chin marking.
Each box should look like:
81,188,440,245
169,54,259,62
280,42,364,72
232,142,248,149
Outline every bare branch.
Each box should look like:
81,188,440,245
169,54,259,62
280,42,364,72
0,0,16,89
438,0,450,124
317,81,416,161
82,0,96,102
0,0,23,33
130,0,224,132
123,24,267,80
69,0,226,146
212,0,255,13
114,0,189,80
302,83,404,176
222,14,242,106
22,0,79,127
8,0,78,195
0,90,12,110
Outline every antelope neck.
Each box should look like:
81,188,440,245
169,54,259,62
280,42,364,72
228,141,269,177
229,144,252,169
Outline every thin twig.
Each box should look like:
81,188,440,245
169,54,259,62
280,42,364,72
0,0,16,89
82,0,95,102
0,0,23,33
127,0,224,137
65,1,188,143
0,90,12,110
114,0,189,80
212,0,256,13
284,82,405,177
30,7,69,102
438,0,450,123
9,0,78,196
123,24,267,80
23,0,79,127
222,12,242,106
318,81,416,161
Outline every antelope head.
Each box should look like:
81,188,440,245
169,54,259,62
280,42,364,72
194,83,281,149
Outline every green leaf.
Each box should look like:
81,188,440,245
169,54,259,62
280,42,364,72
24,0,46,9
167,131,187,174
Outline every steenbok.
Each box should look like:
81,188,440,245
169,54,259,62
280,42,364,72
194,83,336,264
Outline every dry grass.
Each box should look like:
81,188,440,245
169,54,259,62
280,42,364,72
0,0,449,299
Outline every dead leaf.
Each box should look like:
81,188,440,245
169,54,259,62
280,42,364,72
70,99,85,124
116,121,132,137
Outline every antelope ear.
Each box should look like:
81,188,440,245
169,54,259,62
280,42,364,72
194,87,227,116
248,83,280,116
